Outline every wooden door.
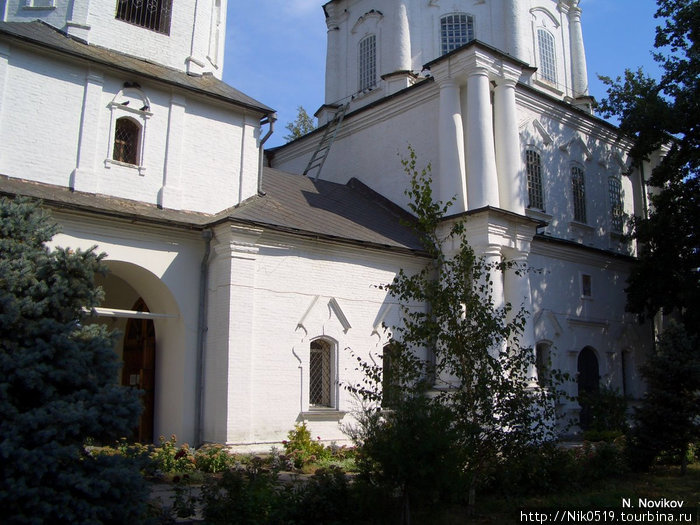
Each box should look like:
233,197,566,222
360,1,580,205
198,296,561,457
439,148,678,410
121,298,156,443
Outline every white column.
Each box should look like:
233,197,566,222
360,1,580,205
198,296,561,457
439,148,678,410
494,76,525,214
324,7,341,105
502,247,536,381
568,3,589,97
504,0,526,62
438,79,468,212
465,68,499,210
72,70,104,194
393,2,411,72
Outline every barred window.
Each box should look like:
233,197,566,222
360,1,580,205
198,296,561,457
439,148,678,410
309,339,333,408
526,149,545,211
609,176,624,233
113,117,140,165
440,13,475,55
537,29,557,84
116,0,172,35
359,35,377,91
571,166,587,223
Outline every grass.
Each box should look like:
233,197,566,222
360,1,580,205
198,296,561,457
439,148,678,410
411,464,700,524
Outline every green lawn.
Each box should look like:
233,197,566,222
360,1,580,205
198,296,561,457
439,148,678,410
411,464,700,525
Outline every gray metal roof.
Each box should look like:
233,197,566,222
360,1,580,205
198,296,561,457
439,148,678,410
0,169,426,254
225,168,425,253
0,20,274,115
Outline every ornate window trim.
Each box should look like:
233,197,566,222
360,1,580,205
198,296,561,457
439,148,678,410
105,85,152,175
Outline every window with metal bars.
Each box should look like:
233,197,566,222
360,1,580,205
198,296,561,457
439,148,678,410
609,176,624,233
358,34,376,91
537,29,557,84
112,117,140,165
309,339,332,408
115,0,172,35
526,149,545,211
571,165,587,223
440,13,475,55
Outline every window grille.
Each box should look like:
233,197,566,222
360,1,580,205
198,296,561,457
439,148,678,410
113,117,140,165
526,149,545,211
609,176,624,233
440,14,475,55
358,35,376,91
309,339,332,407
537,29,557,84
571,165,587,223
115,0,172,35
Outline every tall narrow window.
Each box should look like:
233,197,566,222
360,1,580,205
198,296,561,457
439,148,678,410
571,165,587,223
440,13,475,55
525,149,545,211
535,342,551,388
382,342,400,408
537,29,557,84
609,176,624,233
113,117,141,165
115,0,172,35
309,339,332,408
358,35,377,91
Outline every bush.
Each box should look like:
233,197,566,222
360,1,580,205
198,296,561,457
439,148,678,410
195,443,237,473
151,435,196,474
283,422,331,468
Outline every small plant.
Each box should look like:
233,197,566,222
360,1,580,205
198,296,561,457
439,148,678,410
283,423,330,468
195,443,237,473
152,435,196,473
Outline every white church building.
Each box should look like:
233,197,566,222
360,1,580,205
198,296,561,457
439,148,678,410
0,0,654,447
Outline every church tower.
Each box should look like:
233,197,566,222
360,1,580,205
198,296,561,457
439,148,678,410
321,0,591,122
1,0,226,77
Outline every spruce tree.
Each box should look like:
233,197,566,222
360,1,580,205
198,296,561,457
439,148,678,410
0,197,148,524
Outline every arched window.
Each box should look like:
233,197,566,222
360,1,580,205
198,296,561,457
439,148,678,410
440,13,475,55
537,29,557,84
525,149,545,211
112,117,141,165
309,339,333,408
571,165,587,223
358,34,377,91
115,0,173,35
609,176,624,233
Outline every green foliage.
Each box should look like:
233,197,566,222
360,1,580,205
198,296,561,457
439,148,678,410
628,323,700,473
581,386,628,441
194,443,237,473
347,147,568,518
151,435,196,473
599,0,700,335
284,106,315,142
0,197,148,524
283,422,331,468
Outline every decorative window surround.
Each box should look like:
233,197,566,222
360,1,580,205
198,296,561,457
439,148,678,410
104,85,152,176
23,0,56,10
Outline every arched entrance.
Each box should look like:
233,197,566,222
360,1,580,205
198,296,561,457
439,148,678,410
121,298,156,443
577,346,600,430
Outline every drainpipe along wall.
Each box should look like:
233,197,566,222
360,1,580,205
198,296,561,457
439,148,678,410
194,229,212,447
257,114,277,195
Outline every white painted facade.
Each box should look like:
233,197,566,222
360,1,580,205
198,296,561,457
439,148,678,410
0,0,654,447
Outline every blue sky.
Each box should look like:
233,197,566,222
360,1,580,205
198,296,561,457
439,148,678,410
225,1,662,148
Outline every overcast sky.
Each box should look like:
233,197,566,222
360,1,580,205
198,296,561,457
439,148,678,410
224,1,663,148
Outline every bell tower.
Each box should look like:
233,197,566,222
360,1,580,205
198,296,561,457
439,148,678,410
1,0,227,78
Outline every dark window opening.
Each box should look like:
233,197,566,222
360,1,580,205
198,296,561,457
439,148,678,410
116,0,172,35
113,117,140,165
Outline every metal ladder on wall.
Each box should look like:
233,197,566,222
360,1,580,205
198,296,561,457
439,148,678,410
303,103,349,180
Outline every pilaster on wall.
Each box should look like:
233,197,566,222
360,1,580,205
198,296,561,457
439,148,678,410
203,223,262,444
159,93,186,210
0,41,9,165
72,69,104,194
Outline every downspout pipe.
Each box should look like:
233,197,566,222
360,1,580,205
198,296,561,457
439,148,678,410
195,228,213,448
257,114,277,195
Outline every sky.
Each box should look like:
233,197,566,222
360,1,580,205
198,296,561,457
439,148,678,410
224,1,663,149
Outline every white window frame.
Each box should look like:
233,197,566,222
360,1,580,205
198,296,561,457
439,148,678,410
358,34,377,92
308,338,337,410
537,28,557,84
440,13,475,55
